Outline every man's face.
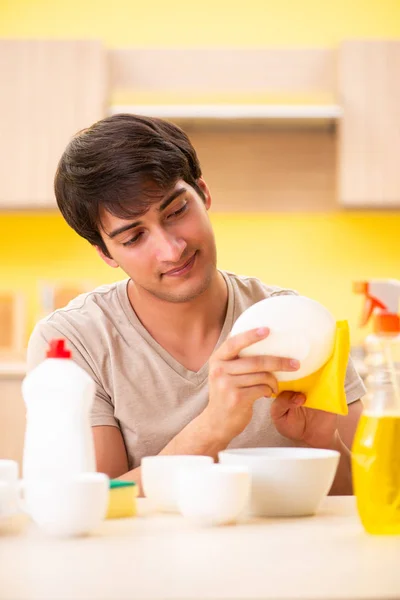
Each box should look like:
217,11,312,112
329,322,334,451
97,179,218,303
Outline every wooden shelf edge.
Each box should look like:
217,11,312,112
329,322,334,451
108,104,342,120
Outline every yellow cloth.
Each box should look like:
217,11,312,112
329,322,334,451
276,320,350,416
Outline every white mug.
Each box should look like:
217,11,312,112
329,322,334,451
177,464,250,526
0,459,19,517
18,472,110,537
141,455,214,512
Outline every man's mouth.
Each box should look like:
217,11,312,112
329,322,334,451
163,252,197,277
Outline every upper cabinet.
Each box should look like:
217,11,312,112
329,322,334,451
0,40,399,210
110,44,400,209
0,41,108,208
338,41,400,207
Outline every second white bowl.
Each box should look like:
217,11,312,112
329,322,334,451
219,447,339,518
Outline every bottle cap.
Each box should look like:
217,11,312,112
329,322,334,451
373,313,400,334
46,339,72,359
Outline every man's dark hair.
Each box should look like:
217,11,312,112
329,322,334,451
54,113,203,257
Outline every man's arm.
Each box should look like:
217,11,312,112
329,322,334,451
91,367,365,498
92,426,129,478
96,399,364,497
93,408,230,496
94,327,299,495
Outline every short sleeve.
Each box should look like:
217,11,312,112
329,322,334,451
27,321,119,429
344,355,366,405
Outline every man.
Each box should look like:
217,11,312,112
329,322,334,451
27,114,365,495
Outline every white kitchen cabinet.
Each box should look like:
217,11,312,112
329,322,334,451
0,40,108,208
1,40,399,210
338,41,400,207
0,372,26,469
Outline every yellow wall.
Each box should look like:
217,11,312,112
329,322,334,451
1,211,399,345
1,0,400,46
1,0,400,345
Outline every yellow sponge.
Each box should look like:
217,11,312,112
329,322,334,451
276,320,350,415
106,480,138,519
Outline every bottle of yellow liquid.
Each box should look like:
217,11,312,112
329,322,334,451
352,280,400,534
352,391,400,535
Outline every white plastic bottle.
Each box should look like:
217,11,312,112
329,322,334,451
22,339,96,480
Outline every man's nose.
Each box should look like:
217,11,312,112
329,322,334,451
154,229,187,263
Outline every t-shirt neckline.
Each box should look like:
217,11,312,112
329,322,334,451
116,270,235,385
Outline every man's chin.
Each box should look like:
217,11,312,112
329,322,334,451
156,267,214,303
159,282,210,304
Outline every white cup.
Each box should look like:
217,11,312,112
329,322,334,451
0,459,18,483
18,472,110,537
177,464,250,526
0,460,19,517
0,481,15,519
141,455,213,512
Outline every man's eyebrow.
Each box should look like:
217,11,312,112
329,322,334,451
108,220,141,239
107,187,187,239
159,187,186,211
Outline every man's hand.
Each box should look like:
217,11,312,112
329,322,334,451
270,391,338,449
203,327,300,444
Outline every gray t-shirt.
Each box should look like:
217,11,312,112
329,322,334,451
27,271,366,469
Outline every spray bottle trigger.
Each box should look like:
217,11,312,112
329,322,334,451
360,296,387,327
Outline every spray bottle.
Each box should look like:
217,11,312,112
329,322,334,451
351,280,400,535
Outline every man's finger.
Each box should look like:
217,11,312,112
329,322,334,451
224,372,278,395
215,328,270,361
270,391,305,420
239,384,274,404
225,355,300,375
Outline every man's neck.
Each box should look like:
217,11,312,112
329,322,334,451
127,270,228,370
128,270,227,336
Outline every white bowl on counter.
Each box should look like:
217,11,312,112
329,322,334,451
218,447,340,518
141,455,213,512
177,464,250,526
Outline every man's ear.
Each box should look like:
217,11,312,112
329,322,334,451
95,245,119,268
197,178,212,210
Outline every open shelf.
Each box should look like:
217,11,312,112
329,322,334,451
108,104,342,121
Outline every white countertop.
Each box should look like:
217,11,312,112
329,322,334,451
1,496,399,599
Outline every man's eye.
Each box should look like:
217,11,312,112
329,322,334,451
167,202,188,219
123,232,143,247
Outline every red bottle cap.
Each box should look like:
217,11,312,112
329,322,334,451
373,312,400,334
46,339,72,359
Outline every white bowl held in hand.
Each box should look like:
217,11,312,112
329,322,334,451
219,448,340,518
230,295,336,381
177,464,250,526
141,455,213,512
19,472,109,537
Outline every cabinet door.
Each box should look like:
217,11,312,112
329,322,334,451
338,41,400,207
0,40,107,208
0,292,26,360
0,377,25,469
